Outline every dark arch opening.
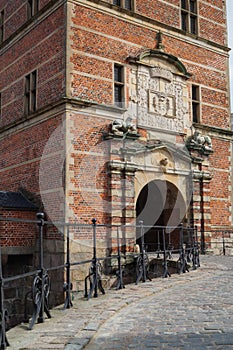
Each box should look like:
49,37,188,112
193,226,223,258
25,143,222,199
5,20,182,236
136,180,186,251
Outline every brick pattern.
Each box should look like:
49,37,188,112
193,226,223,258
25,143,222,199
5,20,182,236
0,115,63,190
0,0,231,256
70,4,229,133
136,0,180,28
0,209,37,247
67,113,110,226
0,0,52,41
0,4,66,128
209,138,231,228
101,0,226,45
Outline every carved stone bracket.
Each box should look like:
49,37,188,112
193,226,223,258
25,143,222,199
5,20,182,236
186,130,213,157
104,118,140,140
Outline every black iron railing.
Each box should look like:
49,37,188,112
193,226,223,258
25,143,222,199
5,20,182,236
0,214,200,349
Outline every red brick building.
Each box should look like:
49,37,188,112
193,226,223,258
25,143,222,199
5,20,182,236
0,0,232,268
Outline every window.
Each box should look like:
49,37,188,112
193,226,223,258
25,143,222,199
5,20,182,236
27,0,39,19
113,0,133,10
181,0,197,35
25,71,37,116
114,64,124,107
192,85,200,123
0,10,4,44
124,0,132,10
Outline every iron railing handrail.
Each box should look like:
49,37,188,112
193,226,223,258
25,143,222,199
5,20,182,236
0,214,200,349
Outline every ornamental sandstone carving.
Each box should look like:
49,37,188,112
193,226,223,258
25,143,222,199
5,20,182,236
110,117,139,137
186,130,213,155
133,66,189,133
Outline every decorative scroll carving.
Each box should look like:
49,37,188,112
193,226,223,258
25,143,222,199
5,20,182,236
150,67,173,82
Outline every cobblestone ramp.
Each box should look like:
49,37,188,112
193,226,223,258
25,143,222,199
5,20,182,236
7,255,233,350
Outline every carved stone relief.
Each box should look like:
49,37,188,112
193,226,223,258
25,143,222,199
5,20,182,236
131,62,189,133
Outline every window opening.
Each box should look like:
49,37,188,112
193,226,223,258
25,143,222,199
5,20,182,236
0,10,4,44
114,64,124,107
27,0,39,19
192,85,200,123
181,0,197,35
25,71,37,116
113,0,133,10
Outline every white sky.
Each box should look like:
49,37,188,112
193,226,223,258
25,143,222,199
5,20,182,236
226,0,233,112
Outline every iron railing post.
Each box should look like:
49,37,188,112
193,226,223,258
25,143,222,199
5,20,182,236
116,226,124,289
179,224,185,273
84,219,105,299
0,232,9,349
135,221,152,284
64,224,72,309
162,228,170,277
37,212,45,324
192,226,197,269
194,225,200,268
156,230,160,258
222,231,226,256
140,221,146,283
92,218,98,298
186,228,191,263
178,223,188,274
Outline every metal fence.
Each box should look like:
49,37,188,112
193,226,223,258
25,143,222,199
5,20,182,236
0,214,200,349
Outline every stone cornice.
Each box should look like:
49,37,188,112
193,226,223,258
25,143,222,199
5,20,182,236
193,169,212,181
0,97,94,137
193,123,233,138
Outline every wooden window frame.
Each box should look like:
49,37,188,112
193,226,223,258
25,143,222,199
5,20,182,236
114,64,124,108
192,84,200,123
27,0,39,20
181,0,198,35
24,71,37,116
113,0,134,11
0,10,4,44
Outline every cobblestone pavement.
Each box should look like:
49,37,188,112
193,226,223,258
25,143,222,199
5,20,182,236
7,255,233,350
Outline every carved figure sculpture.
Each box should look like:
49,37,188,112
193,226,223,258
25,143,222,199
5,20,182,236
191,131,212,149
111,117,138,136
187,131,213,153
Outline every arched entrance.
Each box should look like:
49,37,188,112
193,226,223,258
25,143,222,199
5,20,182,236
136,180,186,251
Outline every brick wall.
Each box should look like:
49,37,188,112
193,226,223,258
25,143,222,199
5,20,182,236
0,0,231,255
0,3,66,129
0,209,37,247
100,0,227,46
0,114,63,192
67,0,232,247
70,3,229,131
0,0,52,41
209,138,231,227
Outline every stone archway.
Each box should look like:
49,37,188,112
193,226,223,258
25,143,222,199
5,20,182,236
136,179,186,250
